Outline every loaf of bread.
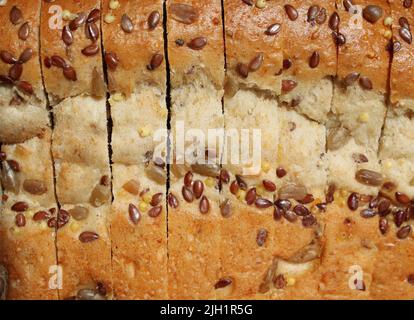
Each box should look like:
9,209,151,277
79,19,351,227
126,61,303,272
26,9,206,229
41,0,112,299
1,0,414,300
102,0,168,299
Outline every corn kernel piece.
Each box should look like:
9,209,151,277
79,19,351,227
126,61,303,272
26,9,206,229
139,125,152,138
256,185,266,197
287,277,296,286
204,177,215,188
104,14,116,24
384,16,393,26
139,202,148,212
112,92,124,102
261,161,271,173
109,0,120,10
70,222,80,233
62,10,76,21
256,0,267,9
358,112,369,123
383,160,393,169
143,194,152,204
384,30,392,39
237,190,246,201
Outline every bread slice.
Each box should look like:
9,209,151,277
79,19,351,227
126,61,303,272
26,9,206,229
0,129,58,299
41,0,112,299
279,0,337,123
0,0,49,144
166,0,225,299
102,0,168,299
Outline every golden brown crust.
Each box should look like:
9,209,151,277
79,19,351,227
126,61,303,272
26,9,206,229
102,0,165,95
337,0,390,92
40,0,106,105
224,0,283,94
166,0,225,88
389,0,414,106
0,130,58,300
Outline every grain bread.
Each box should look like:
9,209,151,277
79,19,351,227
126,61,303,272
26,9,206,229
41,0,112,300
0,0,49,144
279,0,337,123
0,130,58,299
328,0,390,196
166,0,225,299
102,0,168,299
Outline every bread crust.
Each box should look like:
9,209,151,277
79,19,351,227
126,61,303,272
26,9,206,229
0,0,49,143
40,0,106,105
0,130,58,300
102,0,166,96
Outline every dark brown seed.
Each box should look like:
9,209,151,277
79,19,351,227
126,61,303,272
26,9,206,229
249,53,264,72
199,196,210,214
15,213,26,227
105,52,119,71
193,180,204,199
360,208,376,219
282,80,297,92
129,204,141,224
182,186,194,203
147,53,163,71
214,278,232,289
378,198,391,216
168,193,179,209
63,66,77,81
344,72,360,86
299,194,314,205
170,3,198,25
307,5,320,23
47,217,57,228
347,193,359,211
79,231,99,243
392,40,402,53
175,39,185,46
7,159,20,172
399,17,410,29
230,180,239,195
188,37,207,50
329,12,340,30
18,22,30,40
263,180,276,192
397,225,411,239
315,8,327,25
11,202,28,212
68,206,89,221
10,6,22,25
0,50,17,64
404,0,413,8
17,81,33,95
359,76,373,90
33,211,49,221
407,274,414,285
273,206,283,220
121,14,134,33
343,0,354,11
150,193,163,207
148,11,160,30
87,8,100,23
394,210,407,228
362,5,383,24
332,31,346,45
273,274,287,289
0,152,6,161
57,210,70,229
235,175,248,190
396,192,410,205
256,228,268,247
82,44,99,57
18,48,32,64
275,199,292,211
355,169,383,186
283,210,297,223
255,198,273,209
352,153,368,163
379,218,388,235
69,12,87,31
283,59,292,70
9,64,23,81
265,23,281,36
62,26,73,46
400,27,412,44
236,63,249,78
184,171,193,188
220,170,230,184
23,179,47,195
317,203,327,212
309,51,320,68
276,167,287,178
51,55,67,68
242,0,254,5
284,5,298,21
293,204,310,216
86,22,99,42
245,188,257,205
302,215,317,227
220,199,231,218
148,206,162,218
